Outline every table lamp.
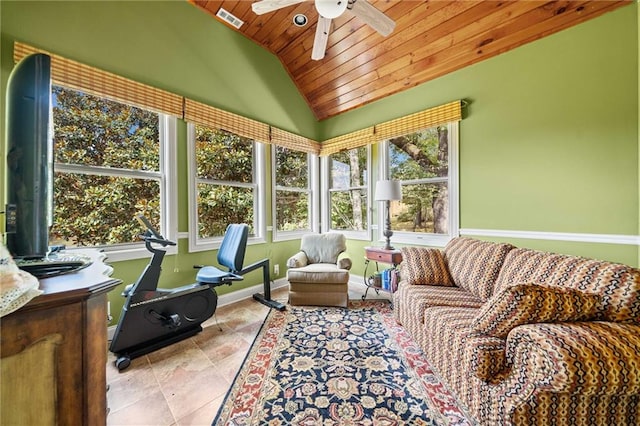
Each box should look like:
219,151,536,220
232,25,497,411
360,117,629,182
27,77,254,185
375,180,402,250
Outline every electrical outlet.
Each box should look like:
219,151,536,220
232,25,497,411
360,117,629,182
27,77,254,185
274,264,280,276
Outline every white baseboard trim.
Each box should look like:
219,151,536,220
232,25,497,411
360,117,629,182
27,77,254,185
460,228,640,246
107,278,289,341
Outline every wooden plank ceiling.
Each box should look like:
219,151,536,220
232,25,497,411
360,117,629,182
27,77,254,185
189,1,631,121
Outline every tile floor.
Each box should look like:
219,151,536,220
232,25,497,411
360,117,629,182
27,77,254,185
106,283,389,426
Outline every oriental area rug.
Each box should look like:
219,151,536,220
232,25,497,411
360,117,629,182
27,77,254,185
213,300,472,426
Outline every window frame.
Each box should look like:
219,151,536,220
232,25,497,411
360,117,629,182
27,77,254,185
52,95,178,261
272,146,319,241
377,121,459,247
187,123,266,252
321,144,372,239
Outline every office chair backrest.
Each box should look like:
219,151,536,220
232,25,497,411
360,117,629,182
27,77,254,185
217,224,249,273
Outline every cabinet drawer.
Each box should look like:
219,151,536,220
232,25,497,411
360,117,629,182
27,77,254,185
365,248,402,265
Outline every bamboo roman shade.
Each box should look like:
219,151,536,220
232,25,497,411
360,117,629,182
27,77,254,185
320,127,376,156
14,41,462,155
184,98,271,143
373,100,462,142
269,127,321,155
13,42,183,117
318,100,462,156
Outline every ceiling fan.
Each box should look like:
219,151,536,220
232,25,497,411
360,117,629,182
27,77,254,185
251,0,396,61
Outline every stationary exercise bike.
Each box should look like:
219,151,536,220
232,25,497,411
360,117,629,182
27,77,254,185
110,216,284,371
110,216,220,371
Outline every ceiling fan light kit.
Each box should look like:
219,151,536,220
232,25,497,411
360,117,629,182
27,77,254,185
252,0,396,60
315,0,348,19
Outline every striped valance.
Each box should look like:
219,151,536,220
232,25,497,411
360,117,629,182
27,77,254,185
374,100,462,142
320,127,376,156
270,127,321,155
319,100,463,156
14,42,463,156
184,98,271,143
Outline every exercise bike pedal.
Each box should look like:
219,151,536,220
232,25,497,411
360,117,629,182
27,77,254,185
149,310,182,328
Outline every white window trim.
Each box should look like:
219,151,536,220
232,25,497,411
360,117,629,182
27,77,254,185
321,145,372,239
272,147,318,242
377,122,459,248
187,123,266,252
62,115,178,262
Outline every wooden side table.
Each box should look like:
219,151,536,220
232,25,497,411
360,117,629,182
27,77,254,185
362,246,403,300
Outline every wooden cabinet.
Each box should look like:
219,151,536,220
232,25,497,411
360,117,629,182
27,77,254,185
1,250,120,426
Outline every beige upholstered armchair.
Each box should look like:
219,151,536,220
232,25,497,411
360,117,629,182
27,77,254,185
286,233,352,308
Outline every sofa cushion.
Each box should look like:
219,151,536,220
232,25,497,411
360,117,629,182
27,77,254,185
444,237,515,301
400,247,453,286
495,248,640,324
471,283,600,339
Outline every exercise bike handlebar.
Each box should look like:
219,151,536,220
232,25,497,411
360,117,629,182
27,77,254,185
142,234,177,247
136,215,176,248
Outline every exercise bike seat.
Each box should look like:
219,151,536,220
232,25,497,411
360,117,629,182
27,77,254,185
196,223,249,286
196,267,243,285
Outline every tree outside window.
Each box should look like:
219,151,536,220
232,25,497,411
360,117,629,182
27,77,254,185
383,122,458,245
329,147,368,232
273,146,311,233
50,86,165,248
193,125,257,238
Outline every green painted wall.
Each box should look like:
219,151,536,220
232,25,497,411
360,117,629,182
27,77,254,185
0,0,317,136
1,2,639,323
321,5,639,266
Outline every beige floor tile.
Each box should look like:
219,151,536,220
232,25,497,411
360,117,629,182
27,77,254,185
108,362,160,413
177,396,225,426
160,366,229,421
108,390,175,426
196,329,252,362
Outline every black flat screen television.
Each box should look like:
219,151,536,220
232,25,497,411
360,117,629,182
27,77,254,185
5,53,53,259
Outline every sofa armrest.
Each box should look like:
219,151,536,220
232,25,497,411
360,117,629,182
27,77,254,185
287,251,309,269
505,321,640,396
337,252,352,270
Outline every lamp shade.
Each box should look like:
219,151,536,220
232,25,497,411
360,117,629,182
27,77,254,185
375,180,402,201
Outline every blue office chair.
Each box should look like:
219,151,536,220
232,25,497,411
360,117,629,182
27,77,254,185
195,224,285,310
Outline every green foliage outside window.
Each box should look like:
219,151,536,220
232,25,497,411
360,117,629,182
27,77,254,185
50,86,161,247
194,126,255,238
274,146,309,232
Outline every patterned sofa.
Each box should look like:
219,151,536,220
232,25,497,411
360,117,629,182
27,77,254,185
392,237,640,425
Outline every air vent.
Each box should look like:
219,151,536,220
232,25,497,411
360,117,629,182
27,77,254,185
216,8,244,29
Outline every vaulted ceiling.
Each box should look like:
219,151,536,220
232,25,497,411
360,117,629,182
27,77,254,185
189,1,631,121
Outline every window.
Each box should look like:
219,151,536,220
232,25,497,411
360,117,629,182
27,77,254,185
321,145,371,239
50,86,177,261
379,122,458,246
187,123,265,251
272,146,318,240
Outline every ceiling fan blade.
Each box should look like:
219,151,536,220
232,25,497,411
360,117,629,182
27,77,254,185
251,0,306,15
350,0,395,37
311,16,332,61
